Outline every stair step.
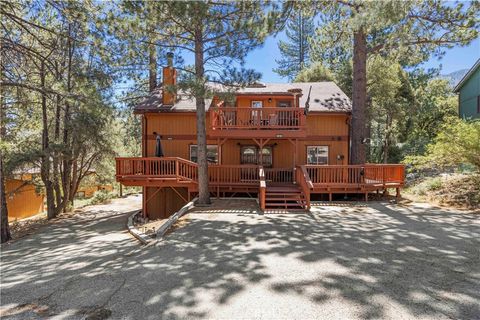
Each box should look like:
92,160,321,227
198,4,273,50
266,198,305,201
265,203,306,207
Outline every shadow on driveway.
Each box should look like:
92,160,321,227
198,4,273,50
1,197,479,319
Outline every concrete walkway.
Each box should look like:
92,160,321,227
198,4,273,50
1,196,479,319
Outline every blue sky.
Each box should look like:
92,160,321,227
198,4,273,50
244,33,480,83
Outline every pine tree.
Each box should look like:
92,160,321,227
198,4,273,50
308,0,479,164
274,11,315,80
142,1,283,205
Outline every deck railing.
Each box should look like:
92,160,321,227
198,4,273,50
115,157,195,179
264,168,294,183
208,165,260,185
304,164,405,187
210,107,306,130
116,158,404,191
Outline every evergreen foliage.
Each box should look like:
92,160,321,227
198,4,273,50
274,10,315,80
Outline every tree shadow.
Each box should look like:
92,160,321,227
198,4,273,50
1,200,479,319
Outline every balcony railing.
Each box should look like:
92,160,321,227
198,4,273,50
210,107,306,132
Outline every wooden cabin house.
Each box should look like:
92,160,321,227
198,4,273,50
116,58,404,219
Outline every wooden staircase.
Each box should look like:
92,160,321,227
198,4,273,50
264,184,307,210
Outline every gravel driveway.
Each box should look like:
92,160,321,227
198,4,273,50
1,196,479,320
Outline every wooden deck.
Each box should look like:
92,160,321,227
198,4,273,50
209,107,307,138
116,157,405,210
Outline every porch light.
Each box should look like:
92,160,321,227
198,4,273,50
276,134,283,138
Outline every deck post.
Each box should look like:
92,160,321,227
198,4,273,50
396,187,401,199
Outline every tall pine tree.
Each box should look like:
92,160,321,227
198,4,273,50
274,10,315,80
308,0,478,164
143,1,283,205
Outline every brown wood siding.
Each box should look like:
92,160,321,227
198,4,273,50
306,114,349,136
145,187,188,219
144,112,350,164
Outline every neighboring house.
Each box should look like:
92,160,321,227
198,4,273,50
75,171,113,198
6,178,44,221
13,168,112,202
116,55,404,219
454,58,480,119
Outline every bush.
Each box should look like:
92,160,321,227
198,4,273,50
405,118,480,171
408,177,444,196
425,177,443,191
89,190,115,205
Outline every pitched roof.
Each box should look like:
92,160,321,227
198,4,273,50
454,58,480,93
134,81,351,113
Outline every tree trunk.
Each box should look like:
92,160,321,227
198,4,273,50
350,29,367,164
39,61,57,220
0,78,11,243
53,62,62,210
383,114,392,163
194,23,211,205
61,31,74,213
0,157,10,243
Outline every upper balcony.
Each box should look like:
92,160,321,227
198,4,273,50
209,107,307,138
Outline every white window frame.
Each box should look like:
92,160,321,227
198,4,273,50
251,100,263,108
306,146,329,165
189,145,219,164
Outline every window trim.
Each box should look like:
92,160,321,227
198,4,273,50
251,100,263,108
189,144,219,164
477,95,480,114
306,145,329,165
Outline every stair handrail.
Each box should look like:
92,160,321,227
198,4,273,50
259,166,266,211
296,165,313,210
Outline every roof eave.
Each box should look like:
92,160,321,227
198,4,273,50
453,58,480,93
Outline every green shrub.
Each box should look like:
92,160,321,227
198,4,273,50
405,118,480,171
89,190,115,205
425,177,443,191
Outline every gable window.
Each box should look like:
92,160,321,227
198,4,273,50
190,145,219,164
306,146,329,165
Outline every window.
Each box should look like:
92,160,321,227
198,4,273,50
251,101,263,108
477,95,480,114
240,146,272,166
277,100,291,108
307,146,329,165
190,145,219,164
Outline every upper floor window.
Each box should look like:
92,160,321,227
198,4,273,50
277,100,291,108
190,145,219,164
306,146,329,165
251,101,263,108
